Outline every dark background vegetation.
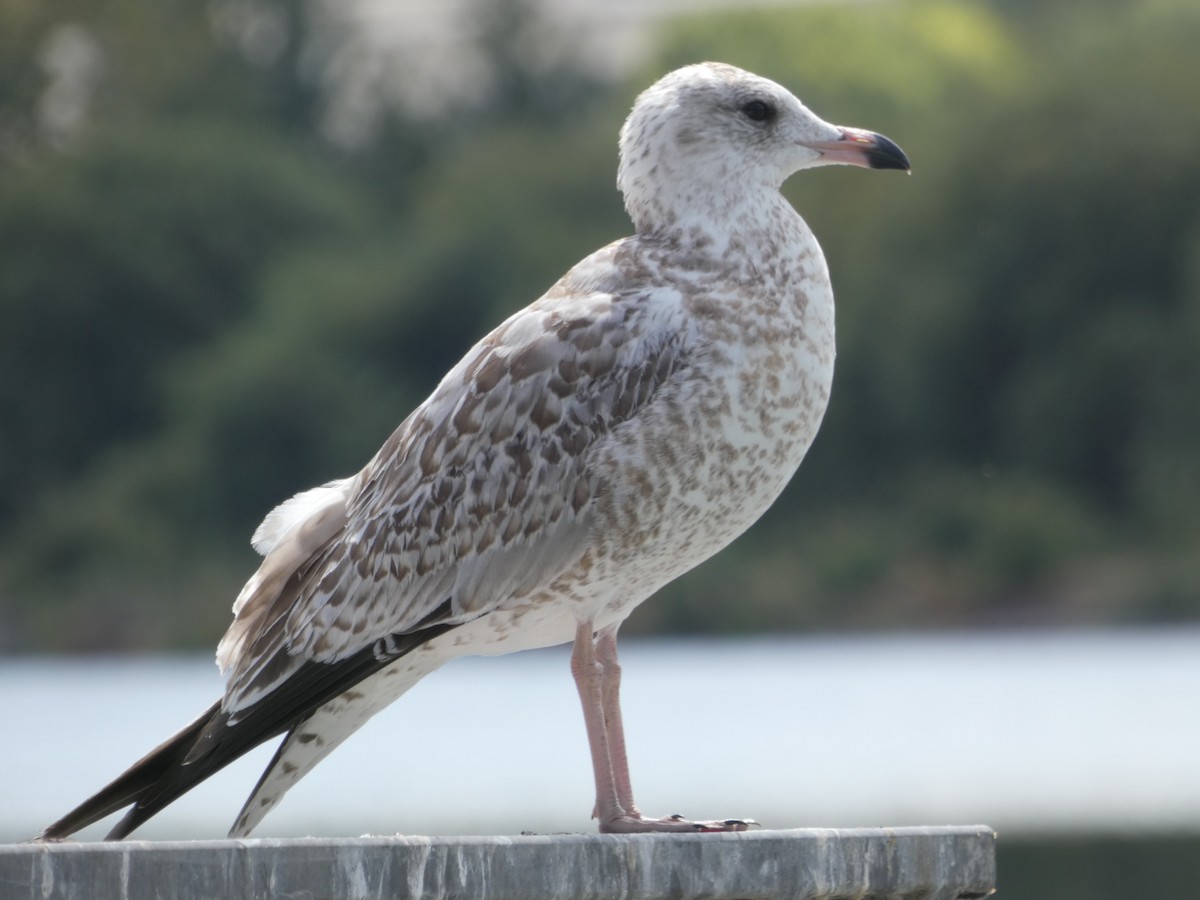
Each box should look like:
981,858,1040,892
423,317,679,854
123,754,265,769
1,0,1197,892
2,0,1196,650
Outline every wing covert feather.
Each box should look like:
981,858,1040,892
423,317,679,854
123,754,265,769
220,281,690,713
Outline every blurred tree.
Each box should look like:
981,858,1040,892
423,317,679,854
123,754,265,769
0,123,371,526
468,0,605,123
3,0,1199,650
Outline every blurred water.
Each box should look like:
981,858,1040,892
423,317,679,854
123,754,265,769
4,628,1199,842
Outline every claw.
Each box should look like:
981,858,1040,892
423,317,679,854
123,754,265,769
600,812,759,834
692,818,760,832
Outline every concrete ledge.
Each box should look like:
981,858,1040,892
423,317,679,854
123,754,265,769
1,826,995,900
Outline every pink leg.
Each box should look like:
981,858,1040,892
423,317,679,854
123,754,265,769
570,620,757,834
570,620,622,823
593,625,640,817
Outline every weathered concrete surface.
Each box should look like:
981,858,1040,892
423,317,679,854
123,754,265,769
0,826,995,900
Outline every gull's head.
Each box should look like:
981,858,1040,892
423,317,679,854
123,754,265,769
618,62,909,234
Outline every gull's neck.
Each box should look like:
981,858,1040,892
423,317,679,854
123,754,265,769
632,185,811,269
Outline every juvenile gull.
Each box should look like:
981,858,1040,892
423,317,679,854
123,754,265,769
40,62,908,840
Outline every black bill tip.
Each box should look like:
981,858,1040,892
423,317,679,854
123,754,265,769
866,133,911,172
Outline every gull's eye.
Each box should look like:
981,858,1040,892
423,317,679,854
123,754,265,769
740,99,775,123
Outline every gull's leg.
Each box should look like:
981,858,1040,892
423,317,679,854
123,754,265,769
593,625,640,816
570,619,623,825
572,621,757,834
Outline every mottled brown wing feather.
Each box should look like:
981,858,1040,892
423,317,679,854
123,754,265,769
221,283,689,715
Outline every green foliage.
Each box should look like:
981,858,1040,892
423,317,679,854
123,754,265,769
2,0,1199,650
0,121,370,528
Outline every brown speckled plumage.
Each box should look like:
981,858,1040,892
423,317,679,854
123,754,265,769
39,62,909,842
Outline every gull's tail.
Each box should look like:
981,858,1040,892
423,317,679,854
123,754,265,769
37,701,227,841
37,619,457,841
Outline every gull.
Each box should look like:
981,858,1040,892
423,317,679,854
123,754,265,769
39,61,908,841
